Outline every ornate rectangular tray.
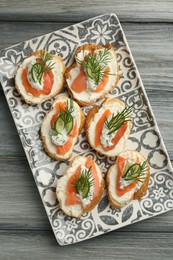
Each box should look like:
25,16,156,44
0,13,173,245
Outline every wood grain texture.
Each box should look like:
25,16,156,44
0,6,173,259
0,22,172,85
0,22,73,50
0,22,173,158
0,159,50,230
0,158,173,233
0,231,173,259
0,1,173,22
0,87,173,159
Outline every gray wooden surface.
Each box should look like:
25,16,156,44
0,1,173,259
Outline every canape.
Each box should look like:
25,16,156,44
15,50,65,104
106,150,150,208
85,97,132,157
41,96,85,160
56,155,104,218
65,44,119,106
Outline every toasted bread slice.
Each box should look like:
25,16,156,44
56,155,104,218
40,96,85,161
106,150,150,208
15,50,66,105
85,97,132,157
65,43,119,106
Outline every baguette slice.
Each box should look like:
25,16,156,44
56,155,104,218
65,43,119,106
85,97,132,157
15,50,66,105
106,150,150,208
40,96,85,161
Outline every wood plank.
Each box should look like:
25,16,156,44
0,159,50,230
0,1,173,22
1,87,173,159
0,22,173,81
0,22,72,50
0,90,24,157
0,21,173,54
0,158,173,232
0,230,173,259
0,22,173,158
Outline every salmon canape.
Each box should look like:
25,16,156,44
85,98,132,157
106,150,150,208
15,50,66,104
40,96,85,161
56,155,104,218
65,44,119,106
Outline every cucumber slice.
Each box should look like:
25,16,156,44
54,114,73,135
54,116,64,134
75,180,89,199
65,117,73,135
87,67,93,79
123,163,141,181
82,185,90,199
129,164,140,178
122,162,130,177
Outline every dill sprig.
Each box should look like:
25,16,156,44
122,161,148,183
105,105,133,135
54,99,74,135
75,167,94,199
30,50,55,85
77,48,111,85
59,99,74,126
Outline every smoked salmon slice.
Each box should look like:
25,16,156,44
104,122,128,151
65,157,99,208
50,102,66,128
69,122,78,138
116,156,137,197
95,109,111,147
55,122,78,155
22,67,54,97
91,67,110,93
66,166,82,206
55,102,66,113
84,157,99,211
71,66,110,93
56,137,73,155
50,101,78,155
95,109,128,151
71,67,87,93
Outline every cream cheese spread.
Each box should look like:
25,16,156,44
27,59,44,90
50,129,68,146
56,156,102,217
15,53,65,104
66,47,118,103
77,165,95,207
41,97,81,160
88,101,131,156
108,151,147,206
100,114,116,148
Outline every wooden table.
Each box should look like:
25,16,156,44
0,1,173,259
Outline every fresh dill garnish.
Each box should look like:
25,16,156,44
105,105,133,135
75,167,94,199
30,50,55,85
54,99,74,135
122,161,147,183
59,99,74,125
77,48,111,85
